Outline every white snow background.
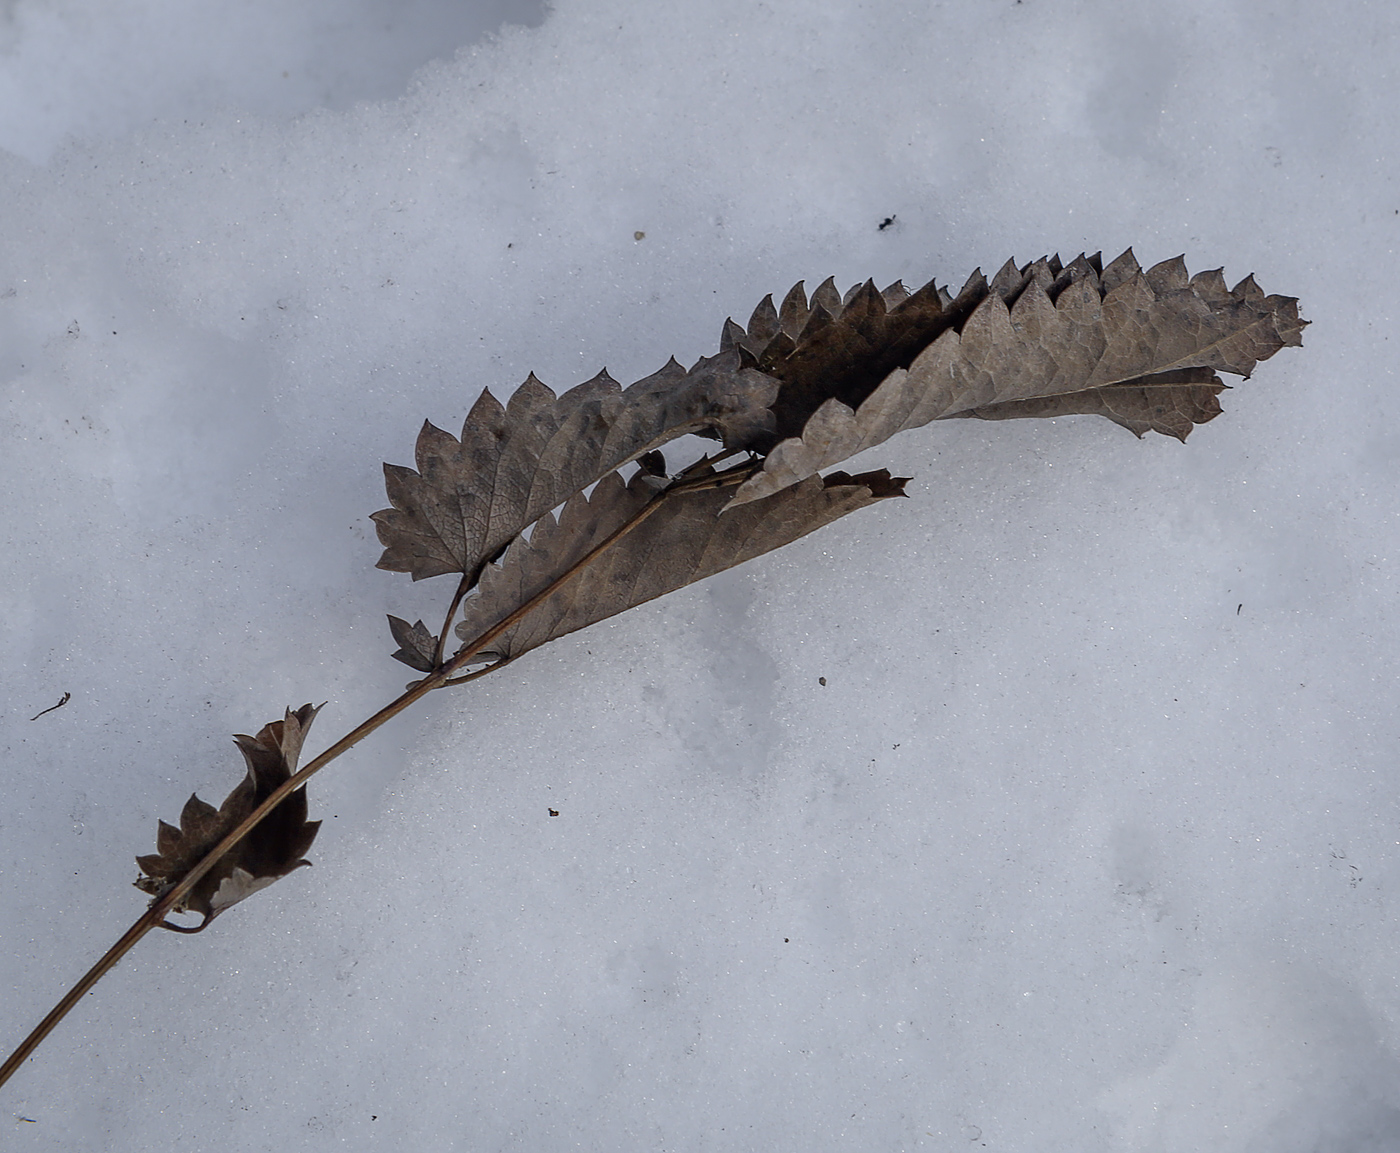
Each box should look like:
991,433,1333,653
0,0,1395,1149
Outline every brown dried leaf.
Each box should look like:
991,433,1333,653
370,353,779,583
387,615,439,672
721,270,986,447
453,469,905,662
950,367,1227,441
134,704,323,931
729,251,1305,505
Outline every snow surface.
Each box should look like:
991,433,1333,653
0,0,1396,1149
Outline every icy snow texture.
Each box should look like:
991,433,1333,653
0,1,1396,1150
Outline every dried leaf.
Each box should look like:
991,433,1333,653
387,615,439,672
134,704,323,931
722,270,985,447
370,353,779,582
453,469,905,662
729,251,1305,506
950,367,1227,441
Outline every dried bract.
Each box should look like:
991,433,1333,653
134,704,323,931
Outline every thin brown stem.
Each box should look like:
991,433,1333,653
437,657,516,689
0,911,159,1088
432,571,475,668
0,462,757,1091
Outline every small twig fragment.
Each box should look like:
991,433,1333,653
29,693,71,721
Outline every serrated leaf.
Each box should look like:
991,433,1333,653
370,353,779,583
949,367,1227,441
722,270,984,448
453,469,905,662
134,704,323,931
728,251,1305,505
387,615,438,672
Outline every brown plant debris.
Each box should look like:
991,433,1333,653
723,250,1305,505
370,352,779,583
0,250,1307,1097
453,468,906,663
134,704,323,932
387,616,439,672
368,248,1304,674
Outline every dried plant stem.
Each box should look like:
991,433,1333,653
0,250,1307,1096
0,912,161,1088
433,571,476,668
0,464,752,1091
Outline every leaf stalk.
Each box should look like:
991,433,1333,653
0,467,750,1091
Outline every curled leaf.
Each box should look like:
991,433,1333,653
723,270,980,447
453,468,906,663
134,704,323,932
370,353,779,583
728,251,1306,506
950,367,1227,440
